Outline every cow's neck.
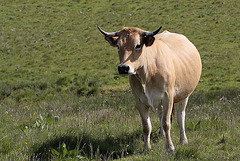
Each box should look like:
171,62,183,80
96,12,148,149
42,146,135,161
136,46,158,84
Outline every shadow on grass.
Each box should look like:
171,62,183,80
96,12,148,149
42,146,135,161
31,130,142,160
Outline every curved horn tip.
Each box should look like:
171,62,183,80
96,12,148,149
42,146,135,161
97,26,106,35
97,25,102,31
97,26,118,37
153,26,162,35
142,26,162,36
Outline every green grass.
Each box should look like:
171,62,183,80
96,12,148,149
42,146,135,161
1,91,239,160
0,0,239,160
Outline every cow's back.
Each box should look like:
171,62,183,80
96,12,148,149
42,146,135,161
155,31,202,103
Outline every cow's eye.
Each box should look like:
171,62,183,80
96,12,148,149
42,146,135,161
135,44,141,50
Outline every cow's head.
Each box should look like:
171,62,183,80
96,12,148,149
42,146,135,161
98,26,162,74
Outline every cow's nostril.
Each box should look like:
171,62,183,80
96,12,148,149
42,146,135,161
118,65,130,74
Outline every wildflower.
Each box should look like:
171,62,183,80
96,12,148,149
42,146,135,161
10,115,12,117
151,150,154,152
192,155,194,157
227,157,229,159
225,132,227,135
112,135,114,138
219,96,227,101
25,142,28,145
91,133,93,136
126,152,129,155
34,113,36,116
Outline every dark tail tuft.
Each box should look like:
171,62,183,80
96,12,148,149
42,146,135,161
170,104,175,123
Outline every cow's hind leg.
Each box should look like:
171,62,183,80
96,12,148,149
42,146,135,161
177,97,189,144
136,99,152,149
157,106,165,138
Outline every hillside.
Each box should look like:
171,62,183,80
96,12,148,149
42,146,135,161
0,0,239,102
0,0,239,160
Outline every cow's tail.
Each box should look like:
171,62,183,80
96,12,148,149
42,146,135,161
170,104,175,123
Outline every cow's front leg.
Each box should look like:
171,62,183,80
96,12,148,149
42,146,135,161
136,99,152,149
162,91,175,152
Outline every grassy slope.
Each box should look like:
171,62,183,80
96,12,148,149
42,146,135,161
0,0,239,99
0,0,239,160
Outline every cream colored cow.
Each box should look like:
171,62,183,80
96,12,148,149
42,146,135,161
98,26,202,152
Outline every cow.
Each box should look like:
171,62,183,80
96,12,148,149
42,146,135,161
97,26,202,152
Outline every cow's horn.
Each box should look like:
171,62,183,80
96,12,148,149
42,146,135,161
142,26,162,36
97,26,119,37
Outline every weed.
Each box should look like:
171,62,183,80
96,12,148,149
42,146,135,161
191,120,201,131
51,142,80,159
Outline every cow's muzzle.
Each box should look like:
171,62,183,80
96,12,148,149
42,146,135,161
118,65,130,74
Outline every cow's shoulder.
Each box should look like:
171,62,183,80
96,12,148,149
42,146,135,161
155,30,186,40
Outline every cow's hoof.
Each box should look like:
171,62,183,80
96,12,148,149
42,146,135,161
144,144,151,150
180,138,188,145
182,139,188,145
166,145,175,153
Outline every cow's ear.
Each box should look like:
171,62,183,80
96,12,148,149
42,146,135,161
105,36,118,47
143,36,155,47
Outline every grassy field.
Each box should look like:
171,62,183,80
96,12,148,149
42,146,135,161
0,0,239,160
